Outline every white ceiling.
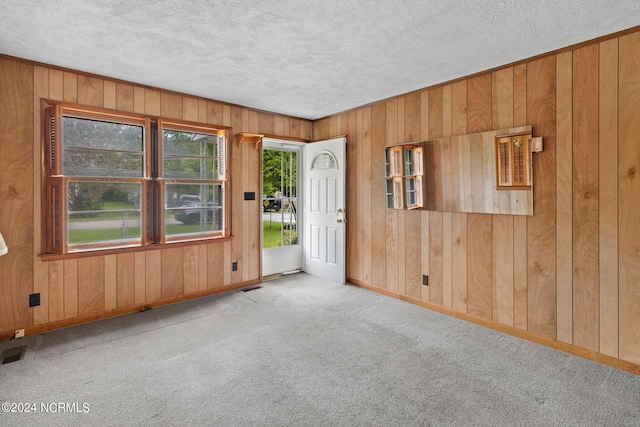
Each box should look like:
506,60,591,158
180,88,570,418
1,1,639,120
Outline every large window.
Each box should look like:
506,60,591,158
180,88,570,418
42,102,229,255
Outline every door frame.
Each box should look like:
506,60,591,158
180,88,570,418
261,138,306,277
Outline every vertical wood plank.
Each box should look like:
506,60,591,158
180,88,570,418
273,115,284,136
347,110,358,280
104,254,117,310
513,64,528,126
207,243,224,289
458,136,471,212
207,101,224,125
49,69,63,101
481,131,494,214
420,211,430,302
598,38,619,358
556,51,573,343
404,92,421,142
429,211,443,305
103,80,116,109
513,63,529,330
161,247,184,298
241,110,251,281
63,72,78,103
199,245,209,291
429,87,443,139
395,102,406,294
161,92,183,120
133,86,145,114
492,68,514,129
183,245,199,294
145,89,161,116
224,241,232,286
383,101,396,291
526,56,557,339
451,213,468,312
230,107,243,285
33,66,49,325
301,120,313,141
405,210,422,299
420,90,430,139
371,103,386,288
361,107,372,284
618,32,640,364
441,212,453,308
572,44,600,352
49,260,64,322
289,118,301,139
451,135,461,212
248,113,260,280
492,216,514,325
145,251,162,303
116,253,135,308
467,74,492,133
469,133,484,212
451,213,468,313
116,83,134,112
182,96,199,122
198,100,207,124
259,112,274,135
134,251,146,305
442,138,453,212
451,80,467,136
64,259,79,319
513,216,528,329
442,85,452,137
467,214,492,319
77,257,104,316
77,76,104,107
0,60,34,331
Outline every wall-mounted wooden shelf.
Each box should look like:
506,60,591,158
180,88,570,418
235,132,263,149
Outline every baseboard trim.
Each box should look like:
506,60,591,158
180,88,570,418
0,279,260,342
348,278,640,376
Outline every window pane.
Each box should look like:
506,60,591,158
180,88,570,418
63,148,144,177
67,182,141,245
163,158,217,180
163,130,219,180
165,183,223,236
63,117,143,152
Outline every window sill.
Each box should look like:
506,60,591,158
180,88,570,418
39,235,234,261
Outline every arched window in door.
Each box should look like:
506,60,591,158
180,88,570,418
311,151,338,170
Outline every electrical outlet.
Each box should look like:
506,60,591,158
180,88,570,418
14,329,25,339
29,293,40,307
232,262,238,271
422,275,429,286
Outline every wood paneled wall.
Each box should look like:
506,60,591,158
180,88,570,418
315,30,640,367
0,57,311,336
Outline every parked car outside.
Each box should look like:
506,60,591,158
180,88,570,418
262,196,281,212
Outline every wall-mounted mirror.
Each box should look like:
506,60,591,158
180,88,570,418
386,126,534,216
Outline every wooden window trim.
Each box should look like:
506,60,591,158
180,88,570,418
41,100,232,256
494,131,532,190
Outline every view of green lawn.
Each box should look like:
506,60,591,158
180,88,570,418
69,224,206,244
263,221,297,249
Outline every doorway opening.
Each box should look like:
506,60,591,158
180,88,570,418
262,140,303,277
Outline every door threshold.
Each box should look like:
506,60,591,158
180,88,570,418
262,270,302,282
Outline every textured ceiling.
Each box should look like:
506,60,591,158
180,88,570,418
1,1,639,119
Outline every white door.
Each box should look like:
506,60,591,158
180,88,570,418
304,137,346,284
